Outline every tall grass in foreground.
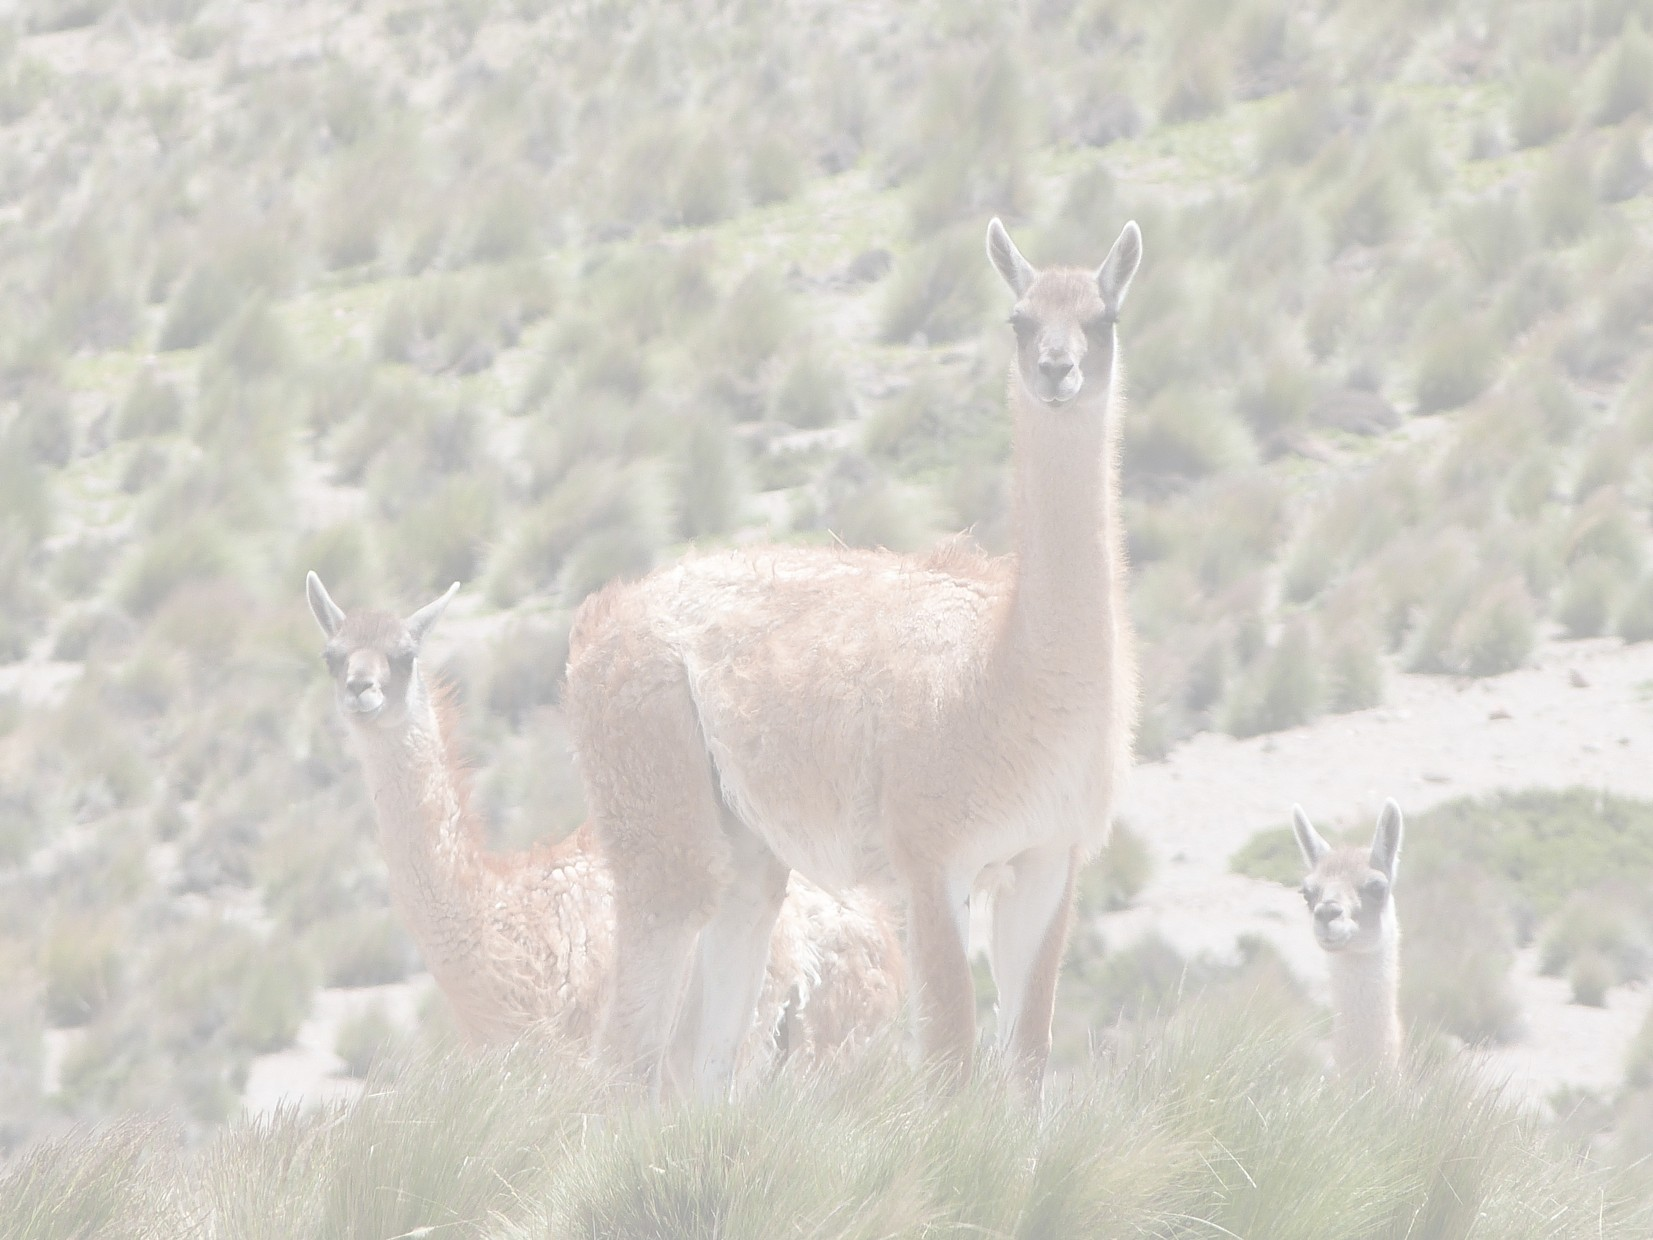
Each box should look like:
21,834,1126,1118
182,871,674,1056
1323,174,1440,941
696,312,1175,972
4,996,1649,1239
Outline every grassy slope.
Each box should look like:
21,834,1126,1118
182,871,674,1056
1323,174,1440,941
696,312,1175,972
3,0,1653,1188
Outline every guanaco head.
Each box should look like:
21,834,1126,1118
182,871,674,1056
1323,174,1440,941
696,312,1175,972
306,571,458,730
1292,800,1403,954
986,216,1142,409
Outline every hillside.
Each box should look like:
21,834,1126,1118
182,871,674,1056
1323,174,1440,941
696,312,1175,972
4,0,1653,1186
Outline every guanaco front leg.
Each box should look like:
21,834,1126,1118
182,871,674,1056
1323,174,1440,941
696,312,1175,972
988,842,1077,1091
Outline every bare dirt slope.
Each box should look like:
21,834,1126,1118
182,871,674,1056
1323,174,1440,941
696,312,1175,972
1110,632,1653,1102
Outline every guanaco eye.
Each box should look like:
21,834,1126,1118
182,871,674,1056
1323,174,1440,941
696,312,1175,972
1301,885,1317,905
1007,311,1035,337
1362,877,1390,901
323,650,344,674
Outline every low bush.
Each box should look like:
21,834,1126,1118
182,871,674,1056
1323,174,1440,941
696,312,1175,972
41,914,123,1028
334,1001,404,1079
1556,555,1623,638
879,228,992,346
1076,821,1154,915
1594,21,1653,125
1402,867,1523,1044
770,349,853,429
1222,621,1322,738
485,617,571,724
1540,884,1653,988
1414,322,1497,413
310,910,418,989
115,369,183,439
1510,63,1577,148
1617,574,1653,641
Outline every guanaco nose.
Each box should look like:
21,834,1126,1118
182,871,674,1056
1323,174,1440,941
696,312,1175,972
1315,901,1343,925
346,674,377,697
1038,357,1074,384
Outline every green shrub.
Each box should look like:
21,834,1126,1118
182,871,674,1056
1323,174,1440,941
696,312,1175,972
1556,556,1623,638
1414,323,1497,413
1451,193,1531,281
1540,885,1652,985
25,0,115,32
117,522,234,618
311,910,417,989
1534,145,1598,244
1569,951,1614,1006
41,915,122,1027
1410,575,1536,677
677,415,742,540
1258,85,1336,168
1236,355,1313,444
708,269,795,372
1328,161,1408,250
1402,867,1523,1044
771,349,852,429
879,228,992,345
746,129,806,205
384,476,497,595
1160,46,1229,123
1126,385,1258,482
560,524,660,606
334,1001,404,1079
1599,122,1650,200
1407,789,1653,920
1568,490,1642,570
462,175,543,264
1627,1005,1653,1088
1222,621,1322,738
1595,21,1653,124
1510,63,1577,147
231,947,315,1054
485,617,571,724
1325,624,1385,713
1618,574,1653,641
207,299,291,380
115,369,183,439
0,435,51,548
1076,821,1154,915
674,134,737,227
158,266,243,351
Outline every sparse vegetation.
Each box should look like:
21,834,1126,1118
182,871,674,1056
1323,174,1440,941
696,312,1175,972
3,0,1653,1178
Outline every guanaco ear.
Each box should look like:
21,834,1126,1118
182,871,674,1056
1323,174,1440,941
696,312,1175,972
986,217,1036,298
1095,220,1142,316
405,582,459,647
306,571,346,639
1291,804,1332,870
1369,799,1404,884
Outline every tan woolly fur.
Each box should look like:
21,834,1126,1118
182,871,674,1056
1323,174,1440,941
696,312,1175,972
564,217,1143,1097
307,573,904,1076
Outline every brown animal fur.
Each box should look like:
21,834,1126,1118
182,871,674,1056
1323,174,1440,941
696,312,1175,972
564,218,1143,1096
307,574,904,1072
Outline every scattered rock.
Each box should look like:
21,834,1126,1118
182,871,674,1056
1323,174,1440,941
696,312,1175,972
1422,771,1452,784
1569,668,1591,688
1489,706,1512,720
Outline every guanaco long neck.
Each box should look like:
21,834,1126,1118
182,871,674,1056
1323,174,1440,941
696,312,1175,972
1003,345,1123,670
1327,930,1402,1079
346,674,487,965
